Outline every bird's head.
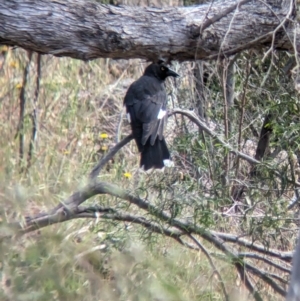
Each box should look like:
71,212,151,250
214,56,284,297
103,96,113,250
144,62,180,81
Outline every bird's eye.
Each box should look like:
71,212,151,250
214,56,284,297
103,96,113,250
161,67,165,71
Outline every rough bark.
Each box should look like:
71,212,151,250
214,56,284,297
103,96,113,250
0,0,296,61
193,61,206,118
250,113,273,177
287,228,300,301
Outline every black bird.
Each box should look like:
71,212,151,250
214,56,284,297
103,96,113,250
124,62,179,170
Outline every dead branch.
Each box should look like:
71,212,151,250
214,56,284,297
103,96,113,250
19,206,185,240
238,252,291,274
4,177,291,299
16,51,32,171
26,53,41,171
212,231,293,262
212,252,287,297
0,0,296,61
89,134,133,179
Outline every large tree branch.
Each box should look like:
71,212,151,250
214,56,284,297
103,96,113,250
7,178,290,298
0,0,296,61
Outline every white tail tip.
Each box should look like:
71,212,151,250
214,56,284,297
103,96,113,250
126,113,131,123
163,159,174,167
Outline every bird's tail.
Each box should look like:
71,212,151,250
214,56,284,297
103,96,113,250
140,138,171,171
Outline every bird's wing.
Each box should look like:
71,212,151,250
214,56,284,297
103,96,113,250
124,76,167,146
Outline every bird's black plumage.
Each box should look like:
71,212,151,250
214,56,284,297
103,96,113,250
124,62,179,170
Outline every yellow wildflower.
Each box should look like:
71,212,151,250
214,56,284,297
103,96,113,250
16,83,23,89
9,61,18,68
0,46,8,52
100,133,108,139
101,145,108,151
123,172,132,179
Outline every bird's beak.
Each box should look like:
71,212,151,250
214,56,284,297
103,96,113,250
167,69,180,78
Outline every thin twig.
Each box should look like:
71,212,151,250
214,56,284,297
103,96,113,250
238,252,291,273
212,231,292,262
170,109,260,165
260,0,295,62
212,251,286,297
200,0,251,34
243,261,286,296
116,110,124,143
16,51,32,171
222,59,230,187
234,55,250,187
206,31,273,60
231,54,248,200
27,53,41,171
235,263,263,301
187,234,229,301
